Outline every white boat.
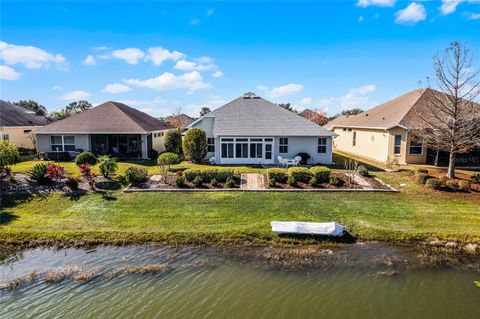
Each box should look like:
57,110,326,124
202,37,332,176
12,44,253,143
271,221,344,236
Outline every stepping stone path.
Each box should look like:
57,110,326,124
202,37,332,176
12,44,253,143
240,173,266,190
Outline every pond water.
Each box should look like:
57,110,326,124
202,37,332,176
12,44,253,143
0,244,479,319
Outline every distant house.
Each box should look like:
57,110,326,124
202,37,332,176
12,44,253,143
161,113,195,130
325,88,480,166
299,109,329,126
33,101,172,160
189,92,336,165
0,100,54,149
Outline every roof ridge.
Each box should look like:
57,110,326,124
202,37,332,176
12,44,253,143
107,101,152,132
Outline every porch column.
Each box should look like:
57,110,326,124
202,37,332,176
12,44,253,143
141,134,148,159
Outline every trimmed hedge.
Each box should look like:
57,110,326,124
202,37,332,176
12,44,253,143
310,166,331,183
425,178,442,190
445,180,459,191
75,152,98,166
288,167,312,184
183,168,234,183
459,180,471,192
415,173,431,185
124,166,148,185
267,168,288,184
416,168,429,174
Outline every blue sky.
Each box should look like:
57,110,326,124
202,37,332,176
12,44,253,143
1,0,479,117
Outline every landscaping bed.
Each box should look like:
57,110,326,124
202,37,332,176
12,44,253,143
266,173,363,189
127,174,242,190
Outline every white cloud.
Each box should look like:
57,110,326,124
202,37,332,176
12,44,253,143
0,41,66,70
84,54,96,65
112,48,145,64
395,3,427,24
92,46,110,51
357,0,396,7
174,57,216,71
207,9,215,16
212,71,223,78
301,97,313,105
268,83,304,98
465,11,480,19
358,16,365,22
318,84,377,111
61,90,91,100
102,83,131,94
439,0,480,15
0,65,21,80
124,71,211,92
52,85,63,91
145,47,185,65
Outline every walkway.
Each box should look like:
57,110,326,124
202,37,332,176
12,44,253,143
240,173,266,190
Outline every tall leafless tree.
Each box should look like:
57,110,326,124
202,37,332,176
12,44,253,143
414,42,480,178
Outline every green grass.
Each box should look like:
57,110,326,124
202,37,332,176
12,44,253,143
1,170,479,245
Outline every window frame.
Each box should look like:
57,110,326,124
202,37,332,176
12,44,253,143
279,137,288,153
352,132,357,146
207,138,215,152
317,138,327,154
394,135,402,155
409,139,423,155
50,135,75,152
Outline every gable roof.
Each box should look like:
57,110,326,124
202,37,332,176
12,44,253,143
0,100,54,127
190,93,335,137
162,113,195,127
324,88,442,130
34,101,172,134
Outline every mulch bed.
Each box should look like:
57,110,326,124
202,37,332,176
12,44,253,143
129,175,241,190
267,173,364,190
363,176,391,190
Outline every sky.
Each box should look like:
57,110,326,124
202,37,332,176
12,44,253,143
1,0,479,118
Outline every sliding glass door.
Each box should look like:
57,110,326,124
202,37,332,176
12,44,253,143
220,137,275,164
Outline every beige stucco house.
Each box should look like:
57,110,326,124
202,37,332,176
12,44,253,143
0,100,54,149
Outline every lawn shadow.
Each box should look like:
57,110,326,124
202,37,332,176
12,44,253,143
94,190,117,201
120,159,157,167
95,180,122,190
0,211,18,225
62,190,87,201
332,153,384,172
277,230,357,244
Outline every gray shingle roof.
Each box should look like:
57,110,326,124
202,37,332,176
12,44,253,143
0,100,54,127
34,101,172,134
190,94,335,137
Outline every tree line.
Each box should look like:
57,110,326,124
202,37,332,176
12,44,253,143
11,100,93,120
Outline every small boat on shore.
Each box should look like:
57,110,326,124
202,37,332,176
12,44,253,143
271,221,344,236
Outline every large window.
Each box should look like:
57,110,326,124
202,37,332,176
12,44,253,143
394,135,402,155
318,138,327,153
207,138,215,152
51,135,75,151
409,140,423,155
221,138,234,158
352,132,357,146
250,143,263,158
279,138,288,153
235,138,248,158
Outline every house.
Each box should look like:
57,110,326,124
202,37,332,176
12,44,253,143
188,92,336,165
160,113,195,130
33,101,172,160
324,88,480,166
298,108,329,126
0,100,54,149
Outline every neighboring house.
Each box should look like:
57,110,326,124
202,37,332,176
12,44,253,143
189,92,336,165
299,109,329,126
324,88,480,166
0,100,54,149
33,101,172,159
160,113,195,131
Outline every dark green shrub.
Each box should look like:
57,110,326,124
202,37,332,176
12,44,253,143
438,176,449,185
288,167,312,184
29,163,50,183
164,129,183,155
267,178,276,187
415,173,431,185
329,175,344,186
75,152,97,166
308,177,318,187
184,168,200,182
114,174,128,186
310,166,331,183
183,168,233,183
425,178,442,190
175,175,185,188
193,175,203,187
18,147,36,156
459,180,471,192
211,178,219,187
147,149,159,161
472,173,480,184
445,180,459,191
215,169,234,183
98,155,118,178
287,175,296,186
416,168,429,174
65,176,79,190
124,166,148,185
225,177,235,188
357,165,369,177
267,168,288,184
182,128,207,163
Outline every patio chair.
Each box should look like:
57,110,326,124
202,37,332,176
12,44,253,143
277,156,285,167
293,156,302,166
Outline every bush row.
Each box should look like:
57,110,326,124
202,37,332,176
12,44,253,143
267,166,332,186
183,168,234,183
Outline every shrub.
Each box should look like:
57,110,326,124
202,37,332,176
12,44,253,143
310,166,331,183
164,129,183,155
147,149,159,161
267,178,276,187
308,177,318,187
211,178,219,187
459,180,471,192
438,176,449,186
29,163,50,183
416,168,429,174
267,168,288,184
98,155,118,178
182,128,207,163
175,175,186,188
46,163,65,181
445,180,459,191
65,176,79,190
287,175,296,186
288,167,312,184
183,168,233,183
78,164,96,190
75,152,97,166
472,173,480,184
193,175,203,187
215,169,234,183
114,174,128,186
425,178,442,190
124,166,147,185
357,165,369,177
329,175,344,186
18,147,36,156
157,152,180,183
0,141,20,175
225,177,235,188
415,173,431,185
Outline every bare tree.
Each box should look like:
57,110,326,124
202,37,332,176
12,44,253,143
169,107,187,129
413,42,480,178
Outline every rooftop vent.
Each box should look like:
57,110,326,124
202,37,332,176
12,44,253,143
243,92,257,99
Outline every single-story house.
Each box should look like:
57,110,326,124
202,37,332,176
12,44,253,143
188,92,336,165
0,100,54,149
324,88,480,166
33,101,172,160
161,113,195,130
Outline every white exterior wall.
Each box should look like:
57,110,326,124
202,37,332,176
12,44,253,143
275,136,332,165
152,130,168,153
36,134,91,153
332,127,389,162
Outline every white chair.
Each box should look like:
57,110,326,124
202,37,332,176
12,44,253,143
293,156,302,166
277,156,284,167
209,156,216,165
